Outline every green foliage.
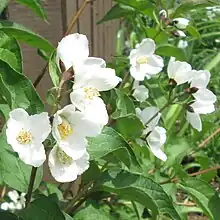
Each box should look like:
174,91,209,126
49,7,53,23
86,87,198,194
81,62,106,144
19,196,65,220
0,0,8,14
0,210,22,220
48,50,60,87
16,0,47,21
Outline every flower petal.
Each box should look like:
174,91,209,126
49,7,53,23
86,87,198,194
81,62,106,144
56,33,89,70
186,111,202,132
130,66,146,81
150,147,167,162
144,54,164,75
137,38,156,55
133,85,149,102
18,143,46,167
191,101,215,114
193,88,217,104
48,146,89,183
30,112,51,143
83,68,122,91
136,107,161,129
190,70,210,88
173,18,189,29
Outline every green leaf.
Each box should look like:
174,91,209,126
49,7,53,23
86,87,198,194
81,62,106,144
172,1,217,17
0,210,22,220
19,196,65,220
98,169,181,220
0,32,22,73
0,61,44,114
74,204,111,220
178,178,220,220
63,212,73,220
43,183,64,201
0,0,8,14
114,114,144,139
111,89,135,119
0,21,54,53
16,0,47,21
0,129,43,192
146,28,168,44
156,44,186,61
97,4,135,24
115,0,154,18
88,127,139,169
186,25,200,39
48,50,60,87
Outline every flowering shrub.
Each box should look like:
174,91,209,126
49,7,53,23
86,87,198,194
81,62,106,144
0,1,219,220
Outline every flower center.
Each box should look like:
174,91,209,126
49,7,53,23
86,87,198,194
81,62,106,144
84,86,100,100
137,55,148,64
16,129,32,144
56,148,72,165
57,119,73,140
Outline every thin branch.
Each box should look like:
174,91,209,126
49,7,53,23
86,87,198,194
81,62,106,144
63,182,74,199
64,0,92,36
160,166,220,185
25,167,37,207
198,128,220,148
33,64,48,88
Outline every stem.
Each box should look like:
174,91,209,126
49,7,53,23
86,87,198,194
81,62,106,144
118,72,130,89
33,64,48,88
65,0,92,36
160,166,220,185
63,182,73,199
25,167,37,207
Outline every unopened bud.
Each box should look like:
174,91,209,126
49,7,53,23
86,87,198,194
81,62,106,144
169,78,177,87
173,30,186,38
172,18,189,30
190,87,199,93
187,105,194,113
159,10,167,20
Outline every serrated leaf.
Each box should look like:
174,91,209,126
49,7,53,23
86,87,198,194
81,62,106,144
0,21,54,53
0,61,44,114
48,50,60,87
0,31,22,73
114,113,144,139
74,204,111,220
156,44,186,61
111,89,135,119
19,196,65,220
178,178,220,220
97,169,181,220
0,210,23,220
16,0,47,21
97,4,135,24
88,127,139,169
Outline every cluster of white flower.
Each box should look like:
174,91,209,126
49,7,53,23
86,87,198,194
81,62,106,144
6,33,121,183
1,190,25,211
129,38,216,161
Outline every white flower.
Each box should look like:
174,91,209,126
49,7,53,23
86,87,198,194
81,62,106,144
1,202,10,210
8,190,19,203
52,104,102,160
178,40,188,49
186,111,202,132
48,145,89,182
159,9,167,18
146,126,167,161
173,18,189,29
6,109,51,167
70,59,121,125
190,70,216,104
167,57,192,85
132,82,149,102
136,107,161,129
186,101,215,132
56,33,89,71
176,31,186,38
129,38,164,81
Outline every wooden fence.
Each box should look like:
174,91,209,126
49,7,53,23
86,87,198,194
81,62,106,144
8,0,119,100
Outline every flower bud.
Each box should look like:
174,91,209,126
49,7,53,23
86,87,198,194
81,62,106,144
190,87,199,93
172,18,189,30
159,9,167,20
174,30,186,38
187,105,194,113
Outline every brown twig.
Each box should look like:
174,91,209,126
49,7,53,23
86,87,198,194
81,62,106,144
63,182,74,199
198,128,220,148
160,166,220,185
33,63,48,88
64,0,92,36
176,202,196,207
1,186,6,199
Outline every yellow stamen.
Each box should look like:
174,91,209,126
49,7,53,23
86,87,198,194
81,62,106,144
84,86,100,100
137,55,148,64
57,148,72,165
16,129,32,144
57,119,73,140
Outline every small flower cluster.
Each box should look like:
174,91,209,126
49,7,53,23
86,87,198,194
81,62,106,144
6,33,121,183
1,190,25,211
